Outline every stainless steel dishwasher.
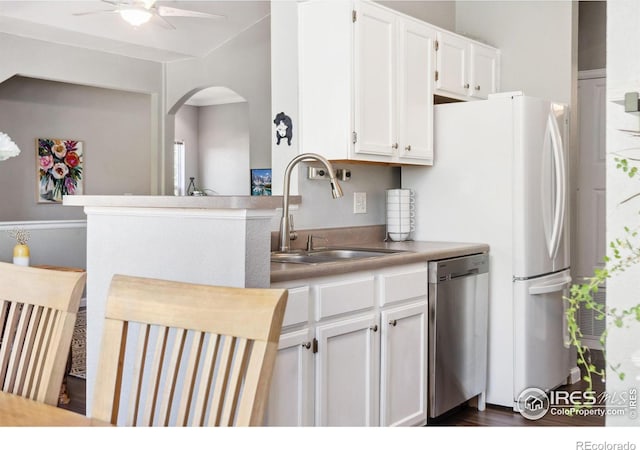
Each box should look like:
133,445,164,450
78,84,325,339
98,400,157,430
428,253,489,419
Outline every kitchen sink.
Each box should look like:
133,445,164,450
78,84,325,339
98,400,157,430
271,247,407,265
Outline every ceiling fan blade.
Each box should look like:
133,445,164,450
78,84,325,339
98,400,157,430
156,5,225,19
73,10,119,17
150,12,176,30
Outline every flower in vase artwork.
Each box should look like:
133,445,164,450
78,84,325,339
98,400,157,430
37,138,84,203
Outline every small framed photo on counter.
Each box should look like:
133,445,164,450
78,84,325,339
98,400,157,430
251,168,272,196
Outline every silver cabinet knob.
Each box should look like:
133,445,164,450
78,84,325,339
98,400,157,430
464,83,470,89
302,342,311,349
475,85,481,91
389,320,397,327
370,325,378,332
405,145,411,152
392,143,399,150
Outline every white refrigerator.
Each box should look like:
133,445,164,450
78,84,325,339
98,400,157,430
402,92,574,409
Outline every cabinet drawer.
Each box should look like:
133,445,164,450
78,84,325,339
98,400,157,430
379,268,428,306
282,286,310,328
315,276,375,320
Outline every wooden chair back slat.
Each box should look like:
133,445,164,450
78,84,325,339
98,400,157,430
175,331,204,426
126,323,148,426
157,327,186,426
191,333,220,426
0,262,86,405
13,304,36,395
91,274,287,426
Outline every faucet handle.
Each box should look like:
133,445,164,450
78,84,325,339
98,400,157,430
306,235,328,251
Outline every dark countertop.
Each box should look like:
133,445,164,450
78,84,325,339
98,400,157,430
270,240,489,283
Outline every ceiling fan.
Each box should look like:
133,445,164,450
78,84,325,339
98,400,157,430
74,0,225,29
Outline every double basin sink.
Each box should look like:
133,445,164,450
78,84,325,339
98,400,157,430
271,247,407,265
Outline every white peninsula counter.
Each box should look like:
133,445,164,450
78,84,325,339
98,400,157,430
63,194,297,412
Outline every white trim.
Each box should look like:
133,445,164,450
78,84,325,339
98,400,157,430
83,206,277,220
578,68,606,80
0,220,87,231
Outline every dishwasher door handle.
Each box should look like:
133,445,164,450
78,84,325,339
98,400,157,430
450,268,480,280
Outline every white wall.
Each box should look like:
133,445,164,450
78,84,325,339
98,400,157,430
273,163,400,231
377,0,455,30
174,104,199,194
0,32,164,192
0,76,152,221
165,16,271,194
199,102,251,195
605,0,640,426
456,1,575,105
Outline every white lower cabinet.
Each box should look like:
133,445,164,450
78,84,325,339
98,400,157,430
267,262,428,427
315,313,379,426
380,301,428,426
263,328,314,426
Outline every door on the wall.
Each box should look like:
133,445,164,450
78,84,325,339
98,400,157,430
575,70,606,349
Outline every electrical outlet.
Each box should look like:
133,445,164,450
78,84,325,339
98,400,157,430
354,192,366,214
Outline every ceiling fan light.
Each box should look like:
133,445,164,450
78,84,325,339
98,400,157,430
120,8,152,27
0,132,21,161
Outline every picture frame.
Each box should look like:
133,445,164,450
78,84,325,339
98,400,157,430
37,138,84,204
251,168,272,196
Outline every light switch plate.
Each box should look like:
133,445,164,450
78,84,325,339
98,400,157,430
353,192,366,214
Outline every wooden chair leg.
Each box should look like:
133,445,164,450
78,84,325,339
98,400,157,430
58,350,73,405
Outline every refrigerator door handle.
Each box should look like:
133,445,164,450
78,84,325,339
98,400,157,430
528,275,572,295
547,110,567,261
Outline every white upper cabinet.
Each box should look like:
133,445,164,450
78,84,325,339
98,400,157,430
397,16,437,163
354,2,396,158
297,1,499,165
435,31,469,99
354,3,436,164
435,30,500,100
299,0,436,166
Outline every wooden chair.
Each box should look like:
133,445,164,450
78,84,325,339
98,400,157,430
91,274,288,426
0,261,86,406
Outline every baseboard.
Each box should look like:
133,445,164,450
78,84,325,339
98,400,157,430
568,366,581,385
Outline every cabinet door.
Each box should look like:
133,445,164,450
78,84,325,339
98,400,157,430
354,1,396,157
397,17,435,164
315,314,380,426
380,301,428,426
436,31,469,99
264,328,314,426
469,44,499,99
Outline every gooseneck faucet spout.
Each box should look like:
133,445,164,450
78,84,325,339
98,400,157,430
279,153,344,252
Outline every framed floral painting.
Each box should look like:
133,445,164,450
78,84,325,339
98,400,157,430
37,138,84,203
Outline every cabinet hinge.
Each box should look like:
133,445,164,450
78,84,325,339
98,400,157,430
312,338,318,354
352,131,358,144
352,9,357,23
435,70,439,82
435,40,439,51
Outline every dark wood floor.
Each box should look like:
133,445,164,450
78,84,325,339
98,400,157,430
431,378,605,426
433,350,606,426
58,375,86,416
59,369,605,427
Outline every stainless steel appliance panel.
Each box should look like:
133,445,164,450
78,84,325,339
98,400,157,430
428,253,489,418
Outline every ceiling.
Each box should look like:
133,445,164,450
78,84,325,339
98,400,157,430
0,1,271,63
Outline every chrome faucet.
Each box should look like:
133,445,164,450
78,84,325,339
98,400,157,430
279,153,344,252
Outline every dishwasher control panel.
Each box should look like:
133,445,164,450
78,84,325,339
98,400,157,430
428,253,489,283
